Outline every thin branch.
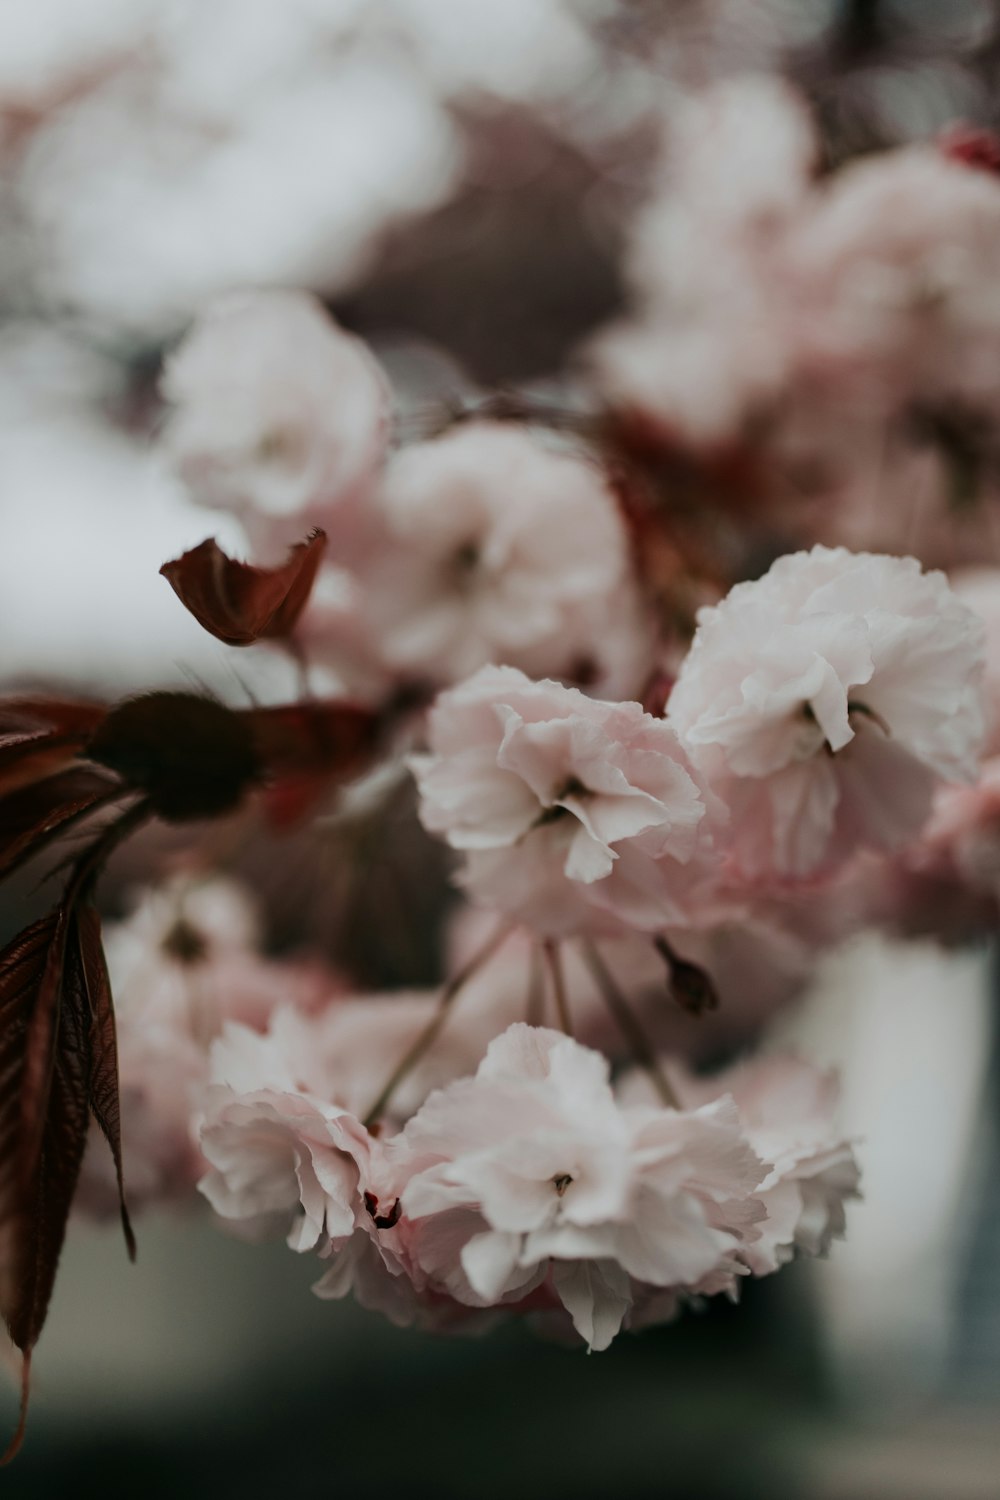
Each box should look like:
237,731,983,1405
526,942,546,1027
362,919,515,1127
581,939,680,1109
543,940,573,1036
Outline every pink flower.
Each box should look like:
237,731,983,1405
412,665,718,935
590,77,815,446
785,147,1000,409
74,877,330,1218
951,570,1000,755
160,289,389,527
198,1012,372,1251
363,423,649,694
396,1025,766,1349
620,1053,860,1277
678,1056,859,1275
198,1087,369,1251
668,547,985,878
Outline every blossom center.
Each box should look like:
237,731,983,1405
161,917,208,965
552,1174,573,1197
535,777,589,827
447,540,482,592
801,698,892,757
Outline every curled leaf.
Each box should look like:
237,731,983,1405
0,699,108,799
160,529,327,646
76,905,135,1260
0,767,124,883
0,894,138,1461
0,911,87,1463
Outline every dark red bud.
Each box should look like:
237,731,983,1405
653,936,719,1015
87,692,260,823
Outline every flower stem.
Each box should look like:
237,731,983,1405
526,943,545,1027
543,940,573,1036
362,919,515,1127
60,797,153,906
581,940,680,1109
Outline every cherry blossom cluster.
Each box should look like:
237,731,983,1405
55,70,1000,1360
196,1020,857,1349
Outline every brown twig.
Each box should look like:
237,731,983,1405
581,939,680,1109
362,919,515,1127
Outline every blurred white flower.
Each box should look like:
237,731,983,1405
161,289,389,525
669,546,985,877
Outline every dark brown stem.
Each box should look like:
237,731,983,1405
581,940,680,1109
543,940,573,1036
56,797,153,909
362,919,515,1127
285,635,314,703
526,943,545,1027
397,391,604,445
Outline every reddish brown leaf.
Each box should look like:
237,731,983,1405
160,529,327,646
0,699,107,743
14,947,90,1348
2,914,69,1194
0,767,124,883
0,808,149,1459
75,904,135,1260
0,698,108,800
0,907,125,1461
0,912,80,1462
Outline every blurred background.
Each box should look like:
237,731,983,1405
3,1,1000,1495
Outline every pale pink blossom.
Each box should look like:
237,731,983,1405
160,289,389,528
198,1086,369,1251
412,665,719,935
397,1025,766,1348
240,985,521,1129
591,77,815,446
880,571,1000,936
198,1012,448,1319
951,570,1000,754
668,547,985,878
916,758,1000,901
676,1057,859,1275
363,423,649,694
883,757,1000,943
785,147,1000,411
620,1053,859,1277
75,877,330,1217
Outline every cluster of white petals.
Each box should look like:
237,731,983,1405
195,1023,858,1350
365,425,649,694
412,665,719,935
161,289,389,528
76,876,327,1215
668,547,985,878
199,1013,370,1252
35,37,1000,1382
590,76,817,446
622,1053,861,1274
